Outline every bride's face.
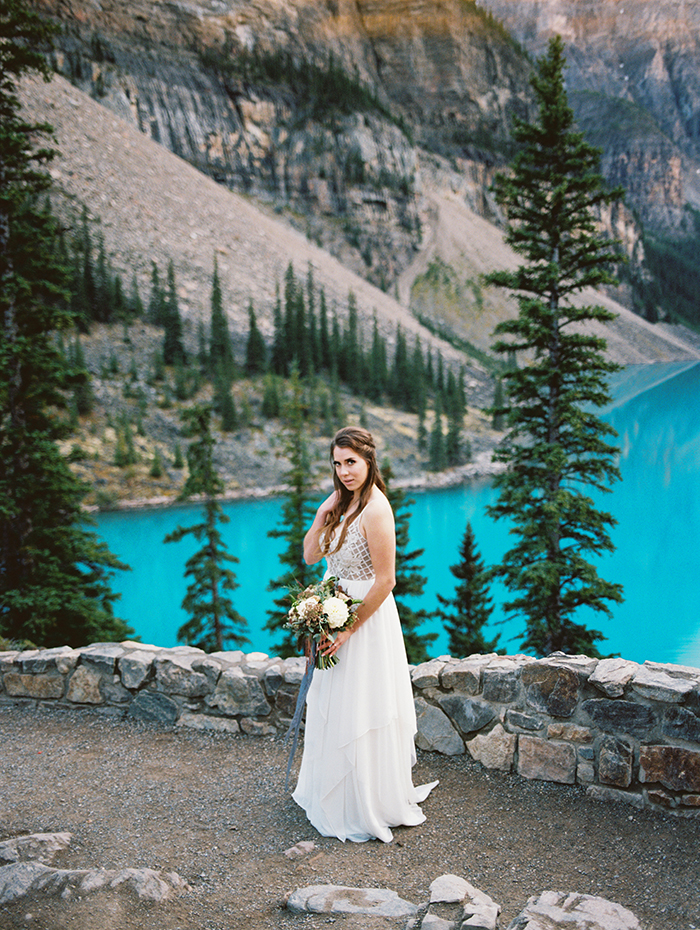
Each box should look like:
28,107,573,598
332,445,370,494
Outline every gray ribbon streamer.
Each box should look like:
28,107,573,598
284,639,317,793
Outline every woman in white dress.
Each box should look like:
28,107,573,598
292,426,437,843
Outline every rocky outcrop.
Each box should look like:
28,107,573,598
285,874,642,930
2,642,700,817
35,0,533,289
0,833,188,906
477,0,700,233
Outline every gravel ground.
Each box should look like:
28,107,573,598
1,703,698,930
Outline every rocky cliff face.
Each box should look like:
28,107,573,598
37,0,534,289
29,0,699,331
477,0,700,232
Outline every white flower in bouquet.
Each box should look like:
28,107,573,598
297,595,321,619
323,596,350,629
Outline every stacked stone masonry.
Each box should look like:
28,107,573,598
2,643,699,816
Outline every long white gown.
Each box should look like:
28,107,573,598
292,516,437,843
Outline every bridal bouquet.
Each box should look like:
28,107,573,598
285,576,361,669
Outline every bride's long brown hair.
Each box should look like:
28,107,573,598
321,426,387,555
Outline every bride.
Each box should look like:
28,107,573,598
292,426,437,843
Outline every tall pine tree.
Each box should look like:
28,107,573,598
265,367,323,656
435,521,500,658
1,3,130,647
162,260,185,365
209,256,234,380
164,405,248,652
382,462,437,664
485,36,624,657
244,300,267,375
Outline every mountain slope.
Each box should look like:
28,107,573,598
477,0,700,230
20,71,700,372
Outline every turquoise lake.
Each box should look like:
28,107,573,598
96,361,700,668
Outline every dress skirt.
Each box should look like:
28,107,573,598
292,576,437,843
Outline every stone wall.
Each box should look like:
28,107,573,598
2,642,699,817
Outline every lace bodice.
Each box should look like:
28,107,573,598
323,517,375,581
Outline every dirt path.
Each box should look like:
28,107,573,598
1,703,698,930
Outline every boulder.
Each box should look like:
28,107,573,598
438,694,495,736
15,647,74,674
286,884,418,919
128,690,179,726
518,736,576,784
598,736,633,788
118,650,157,689
522,664,579,718
589,657,639,698
414,698,464,755
467,724,516,772
630,664,696,703
639,745,700,792
3,672,64,700
429,874,500,930
0,861,188,905
0,833,72,865
505,890,641,929
155,655,210,697
411,659,448,690
439,658,483,695
66,665,104,704
208,666,272,717
482,667,520,703
581,699,655,738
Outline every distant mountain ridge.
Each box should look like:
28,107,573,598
477,0,700,233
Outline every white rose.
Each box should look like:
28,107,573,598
323,596,350,628
297,595,320,619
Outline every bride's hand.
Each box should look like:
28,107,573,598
320,628,353,657
317,490,340,519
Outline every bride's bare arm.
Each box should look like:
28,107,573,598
321,495,395,655
303,491,339,565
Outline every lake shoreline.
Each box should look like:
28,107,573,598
90,450,504,513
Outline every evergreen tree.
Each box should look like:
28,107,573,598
244,300,267,375
444,371,464,467
382,462,437,664
0,6,130,647
485,36,624,657
435,521,500,657
367,314,387,401
329,311,341,378
112,270,126,323
114,415,137,467
318,287,330,365
491,377,505,431
148,261,165,326
149,448,164,479
78,207,97,328
340,291,360,391
270,284,287,376
209,257,234,380
94,236,112,323
68,335,94,416
164,405,248,652
388,325,409,408
196,318,208,373
218,386,238,432
408,336,426,414
128,272,144,321
261,373,282,419
265,367,323,655
162,260,185,365
428,394,446,471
